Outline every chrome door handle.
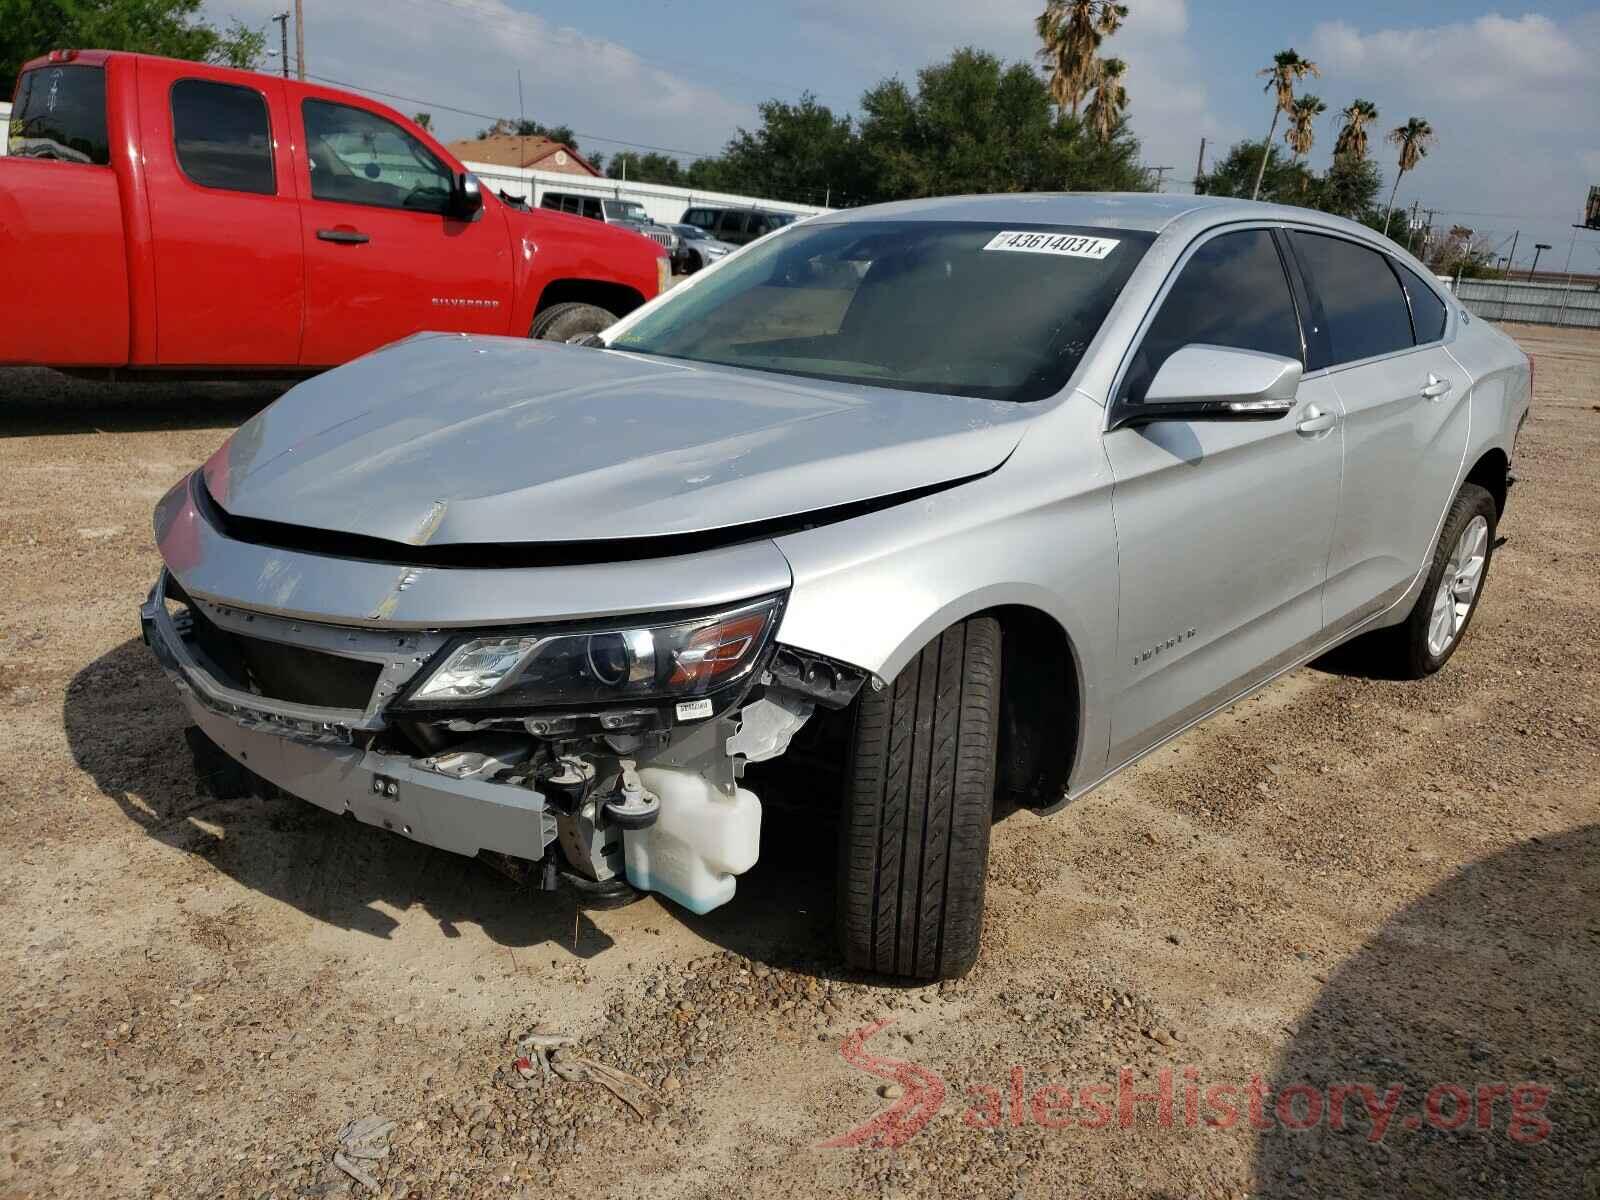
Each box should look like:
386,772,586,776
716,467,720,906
1420,374,1452,400
1296,404,1337,435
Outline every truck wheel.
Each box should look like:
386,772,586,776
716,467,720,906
837,617,1001,980
1386,483,1497,678
529,302,617,342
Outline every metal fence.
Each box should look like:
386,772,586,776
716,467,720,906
1455,276,1600,330
460,159,829,230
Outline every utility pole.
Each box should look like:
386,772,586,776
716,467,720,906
293,0,305,80
1527,242,1551,279
1147,165,1174,192
271,12,290,78
1503,230,1519,275
1194,137,1207,186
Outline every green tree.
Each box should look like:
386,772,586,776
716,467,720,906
1251,49,1319,200
702,92,865,206
1084,57,1128,143
1035,0,1127,117
1,0,263,94
1333,98,1378,162
1314,150,1380,220
1198,138,1313,203
1285,93,1326,163
858,47,1148,199
412,112,432,132
606,150,685,186
1382,116,1436,235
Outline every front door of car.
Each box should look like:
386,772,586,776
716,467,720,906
1101,227,1344,769
1283,230,1472,637
293,96,513,366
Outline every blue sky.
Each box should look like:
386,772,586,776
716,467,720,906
209,0,1600,272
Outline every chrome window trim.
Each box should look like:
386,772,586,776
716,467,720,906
1104,219,1305,432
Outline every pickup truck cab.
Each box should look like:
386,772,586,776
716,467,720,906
2,50,666,373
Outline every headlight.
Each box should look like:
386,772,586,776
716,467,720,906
398,596,783,711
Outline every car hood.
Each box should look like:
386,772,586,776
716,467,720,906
203,333,1033,547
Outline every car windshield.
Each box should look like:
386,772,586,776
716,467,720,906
606,200,649,222
609,220,1152,402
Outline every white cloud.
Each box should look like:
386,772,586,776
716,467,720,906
1302,11,1599,258
787,0,1238,186
207,0,749,159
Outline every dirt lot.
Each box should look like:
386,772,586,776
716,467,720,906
0,325,1595,1200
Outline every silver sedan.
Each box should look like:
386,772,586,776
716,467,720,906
143,193,1530,980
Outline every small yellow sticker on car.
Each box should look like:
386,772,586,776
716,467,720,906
983,231,1120,259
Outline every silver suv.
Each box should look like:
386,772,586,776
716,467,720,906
540,191,679,256
142,194,1529,980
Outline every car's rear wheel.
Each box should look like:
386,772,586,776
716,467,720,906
529,302,617,342
1386,483,1497,677
836,617,1001,980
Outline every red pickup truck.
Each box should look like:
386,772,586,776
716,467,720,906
1,50,666,374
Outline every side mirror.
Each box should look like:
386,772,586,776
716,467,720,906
449,172,483,221
1113,344,1301,429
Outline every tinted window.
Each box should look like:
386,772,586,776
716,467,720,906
717,212,747,236
7,66,109,164
171,80,274,194
581,197,602,219
1123,229,1302,403
303,100,453,213
685,208,712,227
1396,262,1447,344
611,221,1152,402
1289,232,1413,366
540,193,564,210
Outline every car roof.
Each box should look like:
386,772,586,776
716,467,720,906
812,191,1388,242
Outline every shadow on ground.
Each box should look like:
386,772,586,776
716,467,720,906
66,637,841,970
0,367,290,437
1251,825,1599,1197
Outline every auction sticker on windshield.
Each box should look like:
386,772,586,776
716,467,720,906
983,231,1120,259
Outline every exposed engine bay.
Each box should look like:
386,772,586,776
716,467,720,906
141,571,868,915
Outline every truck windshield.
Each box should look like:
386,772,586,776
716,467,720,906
609,220,1152,402
7,65,109,164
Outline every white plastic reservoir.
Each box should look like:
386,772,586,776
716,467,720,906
623,768,761,914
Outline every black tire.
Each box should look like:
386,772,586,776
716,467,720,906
1386,483,1498,678
837,617,1001,980
686,251,703,274
528,302,617,342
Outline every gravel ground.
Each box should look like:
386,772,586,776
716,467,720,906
0,324,1596,1200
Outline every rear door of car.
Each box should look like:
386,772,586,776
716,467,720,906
294,92,513,365
1282,229,1470,637
1102,225,1344,768
138,61,304,366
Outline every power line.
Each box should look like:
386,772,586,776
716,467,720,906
299,70,726,161
381,0,856,107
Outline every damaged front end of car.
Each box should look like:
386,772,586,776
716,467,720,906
140,474,870,915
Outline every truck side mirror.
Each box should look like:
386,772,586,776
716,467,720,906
449,172,484,222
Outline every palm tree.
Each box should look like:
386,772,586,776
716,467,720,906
1333,98,1378,161
1036,0,1129,117
1084,58,1129,143
1285,94,1326,162
1251,49,1319,200
1382,117,1437,235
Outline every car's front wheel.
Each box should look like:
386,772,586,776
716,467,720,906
529,302,617,342
1387,482,1498,677
836,617,1001,980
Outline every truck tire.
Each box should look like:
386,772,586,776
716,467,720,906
529,302,617,342
1386,482,1497,678
837,617,1001,980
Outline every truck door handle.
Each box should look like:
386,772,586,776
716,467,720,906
317,227,370,244
1420,374,1452,400
1296,404,1337,435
